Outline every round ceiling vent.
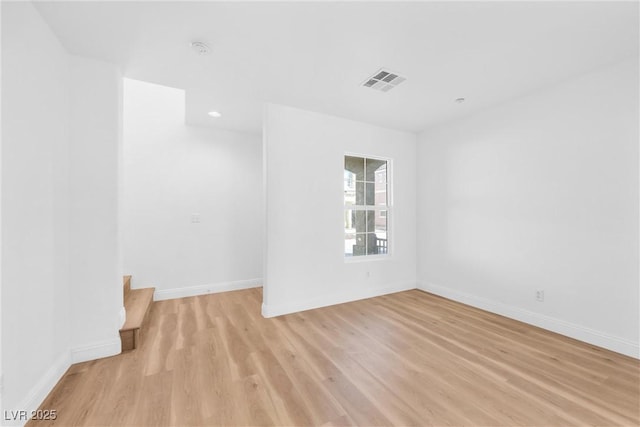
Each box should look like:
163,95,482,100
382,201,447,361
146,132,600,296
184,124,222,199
190,41,211,55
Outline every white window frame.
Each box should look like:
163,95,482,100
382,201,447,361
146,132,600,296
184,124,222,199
343,153,392,262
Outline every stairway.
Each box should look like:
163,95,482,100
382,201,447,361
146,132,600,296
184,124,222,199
119,275,155,351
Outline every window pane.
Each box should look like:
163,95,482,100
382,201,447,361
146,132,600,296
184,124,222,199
375,212,387,233
356,182,365,205
345,156,365,181
366,159,387,183
365,182,375,205
344,180,355,206
354,234,366,256
371,232,388,255
375,182,387,206
354,210,366,233
344,232,356,257
344,210,354,232
371,213,388,255
344,170,356,187
365,232,377,255
366,210,375,232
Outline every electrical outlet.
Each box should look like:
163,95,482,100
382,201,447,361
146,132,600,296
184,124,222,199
536,290,544,302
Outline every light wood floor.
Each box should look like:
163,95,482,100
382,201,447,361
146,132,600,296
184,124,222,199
30,288,639,426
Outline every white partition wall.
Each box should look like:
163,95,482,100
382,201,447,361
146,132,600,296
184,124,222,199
68,55,123,363
1,2,73,416
1,2,124,419
122,79,263,298
263,104,417,317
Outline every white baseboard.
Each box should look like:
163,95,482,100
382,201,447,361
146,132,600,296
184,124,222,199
6,351,71,427
418,282,639,359
71,337,122,364
153,278,262,301
262,281,416,318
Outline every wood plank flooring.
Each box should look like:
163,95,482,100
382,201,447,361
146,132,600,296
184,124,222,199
29,288,639,426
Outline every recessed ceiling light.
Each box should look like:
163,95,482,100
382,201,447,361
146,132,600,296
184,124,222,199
208,111,222,118
455,98,466,104
191,41,211,55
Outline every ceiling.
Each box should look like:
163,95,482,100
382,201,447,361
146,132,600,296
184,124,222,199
34,1,639,135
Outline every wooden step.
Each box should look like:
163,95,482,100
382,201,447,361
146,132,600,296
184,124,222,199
119,286,154,352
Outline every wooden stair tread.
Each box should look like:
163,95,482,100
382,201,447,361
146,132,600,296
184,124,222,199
121,287,154,331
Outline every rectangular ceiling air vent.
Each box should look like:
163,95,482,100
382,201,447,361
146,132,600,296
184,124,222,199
362,68,406,92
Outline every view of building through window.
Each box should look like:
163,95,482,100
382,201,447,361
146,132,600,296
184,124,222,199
344,155,389,257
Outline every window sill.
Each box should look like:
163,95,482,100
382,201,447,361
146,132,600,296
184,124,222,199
344,254,391,263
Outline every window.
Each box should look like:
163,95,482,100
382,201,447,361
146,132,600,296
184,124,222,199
344,155,389,257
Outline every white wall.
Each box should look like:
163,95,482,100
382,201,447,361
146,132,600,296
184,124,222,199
1,1,72,416
0,1,3,413
68,56,123,362
417,58,639,357
1,3,124,421
123,79,263,299
263,104,417,316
